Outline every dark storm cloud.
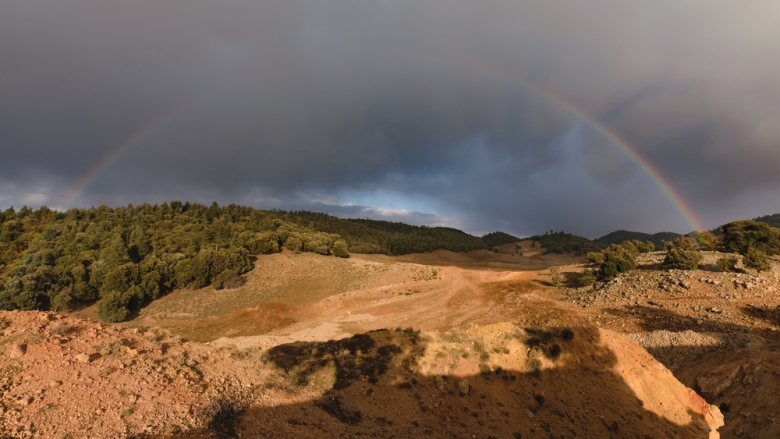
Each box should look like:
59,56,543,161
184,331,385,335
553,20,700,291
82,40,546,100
2,1,780,237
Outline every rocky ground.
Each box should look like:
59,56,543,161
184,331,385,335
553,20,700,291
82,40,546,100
3,249,779,438
554,251,780,438
1,310,723,438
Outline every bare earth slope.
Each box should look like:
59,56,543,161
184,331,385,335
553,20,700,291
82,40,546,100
12,248,780,437
1,311,722,438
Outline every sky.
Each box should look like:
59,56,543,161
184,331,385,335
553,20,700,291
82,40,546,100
2,1,780,238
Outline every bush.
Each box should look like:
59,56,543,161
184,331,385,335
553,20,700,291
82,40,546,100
663,236,703,270
284,236,303,253
694,231,720,251
332,240,350,258
744,248,771,273
664,247,703,270
586,251,604,265
637,240,655,253
549,267,562,287
721,220,780,256
579,269,596,287
597,244,637,281
715,255,738,273
98,291,130,323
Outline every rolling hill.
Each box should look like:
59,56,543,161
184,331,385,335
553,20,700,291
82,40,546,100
596,230,682,248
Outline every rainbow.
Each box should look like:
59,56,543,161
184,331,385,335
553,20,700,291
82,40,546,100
6,102,190,278
57,102,188,210
467,63,707,233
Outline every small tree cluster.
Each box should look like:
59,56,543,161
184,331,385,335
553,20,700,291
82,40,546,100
586,243,638,282
663,236,703,270
599,243,638,281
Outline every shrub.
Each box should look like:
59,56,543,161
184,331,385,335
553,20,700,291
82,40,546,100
721,220,780,256
664,247,703,270
597,244,637,281
663,236,703,270
579,269,597,287
586,251,604,265
694,231,720,251
332,240,350,258
715,255,738,273
98,291,130,323
549,267,562,287
744,248,771,273
637,241,655,253
284,236,303,253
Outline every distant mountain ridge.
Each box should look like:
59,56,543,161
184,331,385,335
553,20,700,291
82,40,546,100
596,230,682,248
754,213,780,229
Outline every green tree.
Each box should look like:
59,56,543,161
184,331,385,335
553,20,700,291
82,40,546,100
98,291,130,322
332,240,350,258
744,247,771,273
174,257,210,289
663,236,702,270
721,220,780,255
597,244,637,281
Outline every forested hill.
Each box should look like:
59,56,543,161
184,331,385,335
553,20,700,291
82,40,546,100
275,211,488,254
526,231,604,255
0,202,490,322
755,212,780,229
596,230,682,248
481,231,521,247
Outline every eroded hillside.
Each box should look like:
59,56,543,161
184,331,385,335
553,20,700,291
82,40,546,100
0,311,722,438
7,246,780,438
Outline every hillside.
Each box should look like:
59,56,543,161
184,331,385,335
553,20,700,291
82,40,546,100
754,212,780,229
0,310,723,438
0,203,493,324
596,230,682,248
526,231,604,255
480,231,521,247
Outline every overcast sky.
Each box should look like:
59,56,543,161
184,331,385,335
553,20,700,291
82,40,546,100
2,1,780,238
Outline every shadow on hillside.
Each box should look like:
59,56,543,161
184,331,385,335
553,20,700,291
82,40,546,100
142,325,715,439
602,305,760,372
740,304,780,328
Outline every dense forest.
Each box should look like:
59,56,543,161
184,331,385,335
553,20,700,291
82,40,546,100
0,202,490,321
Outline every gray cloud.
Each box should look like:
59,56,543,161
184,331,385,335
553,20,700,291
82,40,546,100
2,0,780,237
